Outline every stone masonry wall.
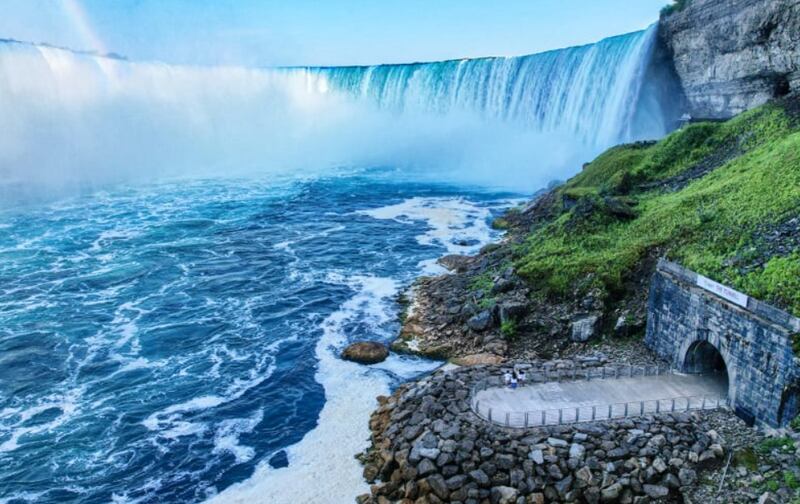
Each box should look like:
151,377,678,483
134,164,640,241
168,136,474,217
645,260,800,427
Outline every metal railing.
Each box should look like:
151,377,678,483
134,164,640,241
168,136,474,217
468,364,727,429
473,395,725,428
522,364,666,383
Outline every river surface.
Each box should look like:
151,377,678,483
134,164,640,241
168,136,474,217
0,170,519,503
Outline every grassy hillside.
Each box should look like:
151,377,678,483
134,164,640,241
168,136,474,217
512,97,800,316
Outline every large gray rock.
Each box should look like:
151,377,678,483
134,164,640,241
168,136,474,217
660,0,800,119
571,315,602,343
490,486,519,504
341,341,389,364
467,310,493,332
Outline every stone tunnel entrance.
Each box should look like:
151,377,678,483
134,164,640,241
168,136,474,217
646,260,800,427
683,341,729,399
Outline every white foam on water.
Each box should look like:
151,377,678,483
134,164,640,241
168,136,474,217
90,228,142,252
143,358,276,437
143,396,226,432
0,390,82,453
358,196,494,255
0,491,46,504
212,410,264,464
207,275,400,504
207,198,507,504
161,421,209,440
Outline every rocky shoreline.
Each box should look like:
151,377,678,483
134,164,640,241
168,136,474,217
355,161,800,502
389,193,651,367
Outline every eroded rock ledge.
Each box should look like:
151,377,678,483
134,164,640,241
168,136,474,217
357,363,740,504
659,0,800,119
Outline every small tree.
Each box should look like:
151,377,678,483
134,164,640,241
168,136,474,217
661,0,691,18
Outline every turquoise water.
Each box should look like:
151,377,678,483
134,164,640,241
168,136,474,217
0,21,679,504
0,172,516,503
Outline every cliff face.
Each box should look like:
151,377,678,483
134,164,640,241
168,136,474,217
660,0,800,119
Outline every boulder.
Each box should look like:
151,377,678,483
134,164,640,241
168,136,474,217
571,314,602,343
451,353,506,366
490,486,519,504
468,311,494,332
499,301,528,324
437,254,472,272
643,484,669,499
342,341,389,364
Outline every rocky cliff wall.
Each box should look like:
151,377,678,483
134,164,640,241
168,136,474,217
660,0,800,119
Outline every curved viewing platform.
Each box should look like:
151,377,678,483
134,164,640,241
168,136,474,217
470,365,728,428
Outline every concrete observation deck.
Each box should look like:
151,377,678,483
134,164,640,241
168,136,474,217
473,373,728,428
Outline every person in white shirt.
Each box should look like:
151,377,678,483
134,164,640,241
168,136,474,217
503,371,512,387
517,370,526,385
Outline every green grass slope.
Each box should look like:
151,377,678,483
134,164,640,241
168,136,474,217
513,98,800,316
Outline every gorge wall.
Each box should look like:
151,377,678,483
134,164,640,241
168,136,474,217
659,0,800,119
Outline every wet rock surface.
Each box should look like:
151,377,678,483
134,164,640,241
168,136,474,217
342,341,390,364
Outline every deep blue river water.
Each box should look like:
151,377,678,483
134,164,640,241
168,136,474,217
0,171,516,504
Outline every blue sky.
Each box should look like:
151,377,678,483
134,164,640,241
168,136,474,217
1,0,669,67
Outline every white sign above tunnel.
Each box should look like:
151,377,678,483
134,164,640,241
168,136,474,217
697,275,749,308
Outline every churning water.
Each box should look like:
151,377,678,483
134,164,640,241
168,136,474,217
0,173,515,503
0,25,677,504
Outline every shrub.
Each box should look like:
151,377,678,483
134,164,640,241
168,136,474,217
661,0,691,17
492,218,510,230
501,320,517,339
756,436,794,455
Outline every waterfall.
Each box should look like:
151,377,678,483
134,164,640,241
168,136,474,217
0,26,674,197
307,26,665,148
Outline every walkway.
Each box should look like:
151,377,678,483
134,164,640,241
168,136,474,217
473,373,728,428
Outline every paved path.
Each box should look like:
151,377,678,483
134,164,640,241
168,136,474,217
473,373,727,427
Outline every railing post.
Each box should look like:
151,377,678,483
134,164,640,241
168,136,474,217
624,403,629,416
608,404,612,418
575,407,579,423
640,402,644,415
656,400,660,413
629,365,633,378
671,398,675,412
602,367,606,379
541,411,546,426
559,409,563,425
592,406,596,421
505,412,510,427
702,397,706,409
615,367,619,379
489,408,493,422
572,367,577,380
525,412,529,428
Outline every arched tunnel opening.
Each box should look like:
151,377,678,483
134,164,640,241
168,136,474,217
683,341,730,399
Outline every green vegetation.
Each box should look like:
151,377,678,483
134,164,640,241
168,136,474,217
469,272,494,294
491,217,510,230
786,471,800,490
757,436,795,455
739,254,800,317
661,0,691,17
512,101,800,316
501,319,517,338
733,448,759,472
